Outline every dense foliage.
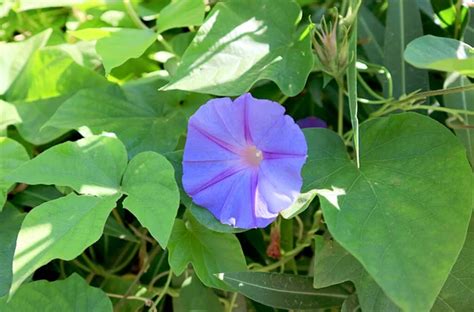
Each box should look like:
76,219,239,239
0,0,473,311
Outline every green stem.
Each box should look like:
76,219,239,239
123,0,148,30
227,292,239,312
357,73,385,101
150,272,173,310
337,79,345,137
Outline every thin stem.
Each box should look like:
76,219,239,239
123,0,148,30
357,73,385,101
157,34,175,54
454,0,463,39
150,272,173,311
148,270,170,290
227,292,239,312
409,105,474,118
337,80,345,136
107,293,153,306
115,245,161,311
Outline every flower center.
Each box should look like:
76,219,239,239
241,145,263,166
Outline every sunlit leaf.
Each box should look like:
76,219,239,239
0,29,51,94
10,193,120,295
122,152,180,247
71,28,156,74
163,0,313,96
8,135,128,196
4,48,109,145
156,0,205,33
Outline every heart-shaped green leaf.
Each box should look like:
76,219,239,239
303,113,472,311
122,152,180,247
167,214,247,289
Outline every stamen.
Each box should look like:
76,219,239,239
241,145,263,166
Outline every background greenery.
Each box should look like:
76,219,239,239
0,0,473,311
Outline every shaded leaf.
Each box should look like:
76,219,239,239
10,193,120,295
313,239,400,312
173,275,222,312
0,204,25,297
432,215,474,311
122,152,180,247
303,113,472,311
384,0,429,97
0,138,29,209
218,272,348,310
405,35,474,76
167,215,247,289
444,74,474,167
163,0,313,96
358,5,384,65
0,273,112,312
104,216,139,243
8,135,128,196
46,81,190,158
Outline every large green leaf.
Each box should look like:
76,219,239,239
8,135,128,196
46,81,190,157
173,275,222,312
384,0,429,97
167,215,247,289
432,215,474,311
122,152,180,247
405,35,474,76
156,0,205,33
10,193,119,295
303,113,473,311
444,74,474,167
0,138,29,209
4,48,109,145
219,272,349,310
313,239,400,312
0,204,25,297
162,0,313,96
0,29,51,94
0,273,112,312
71,28,156,74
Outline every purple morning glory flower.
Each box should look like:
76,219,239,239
182,93,307,229
297,116,327,129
